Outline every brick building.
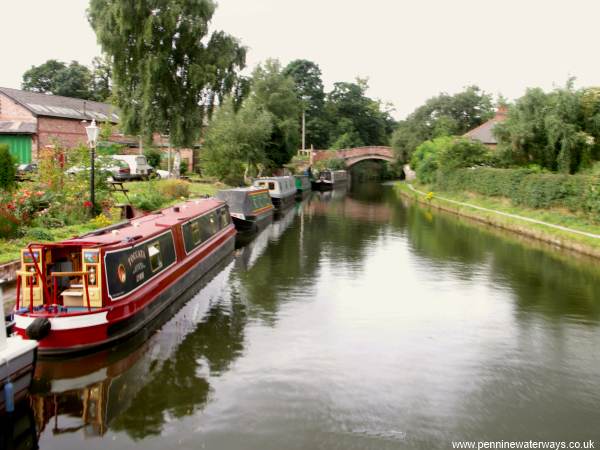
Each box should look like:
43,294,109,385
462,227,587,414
0,87,194,170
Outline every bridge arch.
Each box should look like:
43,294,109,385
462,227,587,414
311,146,395,167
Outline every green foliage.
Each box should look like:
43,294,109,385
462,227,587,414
410,136,453,184
314,157,346,171
144,148,162,169
494,81,599,174
22,59,105,100
330,129,364,150
325,78,394,149
436,167,600,219
25,227,55,241
283,59,329,149
437,138,490,172
0,210,18,239
202,98,273,184
158,179,190,199
251,59,301,167
89,0,246,148
392,86,494,163
0,144,16,191
130,188,166,211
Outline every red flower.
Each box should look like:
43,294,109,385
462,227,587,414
83,201,93,208
6,203,15,210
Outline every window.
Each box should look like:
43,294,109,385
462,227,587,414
148,242,163,272
219,207,231,228
269,182,275,190
190,221,201,244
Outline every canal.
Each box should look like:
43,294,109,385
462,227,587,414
17,183,600,449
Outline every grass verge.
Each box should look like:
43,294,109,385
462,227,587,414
395,181,600,259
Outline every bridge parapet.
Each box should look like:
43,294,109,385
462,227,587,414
311,146,394,166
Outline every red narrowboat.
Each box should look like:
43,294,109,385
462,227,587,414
12,198,236,356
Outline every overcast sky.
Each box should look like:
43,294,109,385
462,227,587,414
2,0,599,119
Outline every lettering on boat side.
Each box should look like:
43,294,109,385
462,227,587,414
104,230,176,301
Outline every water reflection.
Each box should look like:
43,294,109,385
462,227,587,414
26,183,600,449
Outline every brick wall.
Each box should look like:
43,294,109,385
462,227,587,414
0,93,35,121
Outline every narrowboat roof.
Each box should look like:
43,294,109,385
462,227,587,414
217,186,268,194
57,198,225,247
253,176,294,181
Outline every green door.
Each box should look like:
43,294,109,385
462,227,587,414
0,135,32,164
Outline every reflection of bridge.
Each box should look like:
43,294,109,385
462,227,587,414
310,146,395,167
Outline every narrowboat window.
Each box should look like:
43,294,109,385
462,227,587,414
190,220,201,244
219,207,231,228
148,242,163,272
269,182,275,190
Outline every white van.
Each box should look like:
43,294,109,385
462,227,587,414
112,155,153,180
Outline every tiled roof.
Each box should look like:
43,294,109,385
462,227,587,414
0,87,119,123
0,120,36,134
463,108,507,145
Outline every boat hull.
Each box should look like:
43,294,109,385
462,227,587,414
311,180,334,191
14,229,236,356
271,193,296,211
0,339,37,411
232,210,273,232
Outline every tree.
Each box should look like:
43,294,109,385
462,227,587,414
90,55,112,102
22,58,112,100
494,81,599,173
251,59,301,167
23,60,95,99
325,78,394,148
0,144,16,191
392,86,494,163
88,0,246,148
202,98,273,184
283,59,330,148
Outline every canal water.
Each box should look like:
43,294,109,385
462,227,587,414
16,183,600,449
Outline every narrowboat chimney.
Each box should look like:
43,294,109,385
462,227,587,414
174,206,180,213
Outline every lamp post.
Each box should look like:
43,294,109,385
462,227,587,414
85,119,99,214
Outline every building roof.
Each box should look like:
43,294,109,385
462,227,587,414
0,120,36,134
463,107,507,145
0,87,119,123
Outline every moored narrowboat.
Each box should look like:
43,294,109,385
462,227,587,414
311,170,348,191
12,198,236,356
216,187,273,231
294,175,312,199
252,176,296,211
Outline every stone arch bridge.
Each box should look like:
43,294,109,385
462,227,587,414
308,146,395,167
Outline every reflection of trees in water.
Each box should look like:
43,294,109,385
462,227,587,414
402,197,600,320
110,293,248,439
237,190,393,323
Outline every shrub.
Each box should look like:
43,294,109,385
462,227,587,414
437,167,600,218
437,138,490,172
90,213,112,229
0,209,18,238
410,136,453,184
0,144,16,191
144,147,162,169
158,179,190,199
25,228,55,241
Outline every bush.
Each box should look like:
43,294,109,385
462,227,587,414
144,147,162,169
437,138,490,172
0,144,16,191
131,190,166,211
0,209,19,238
437,167,600,218
25,227,55,241
158,179,190,199
410,136,453,184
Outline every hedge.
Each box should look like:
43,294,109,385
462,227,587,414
437,168,600,218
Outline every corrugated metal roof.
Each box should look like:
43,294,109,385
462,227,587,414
0,120,36,134
0,87,119,123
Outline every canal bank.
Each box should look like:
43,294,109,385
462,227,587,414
395,181,600,260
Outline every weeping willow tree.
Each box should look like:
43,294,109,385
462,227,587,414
88,0,246,149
